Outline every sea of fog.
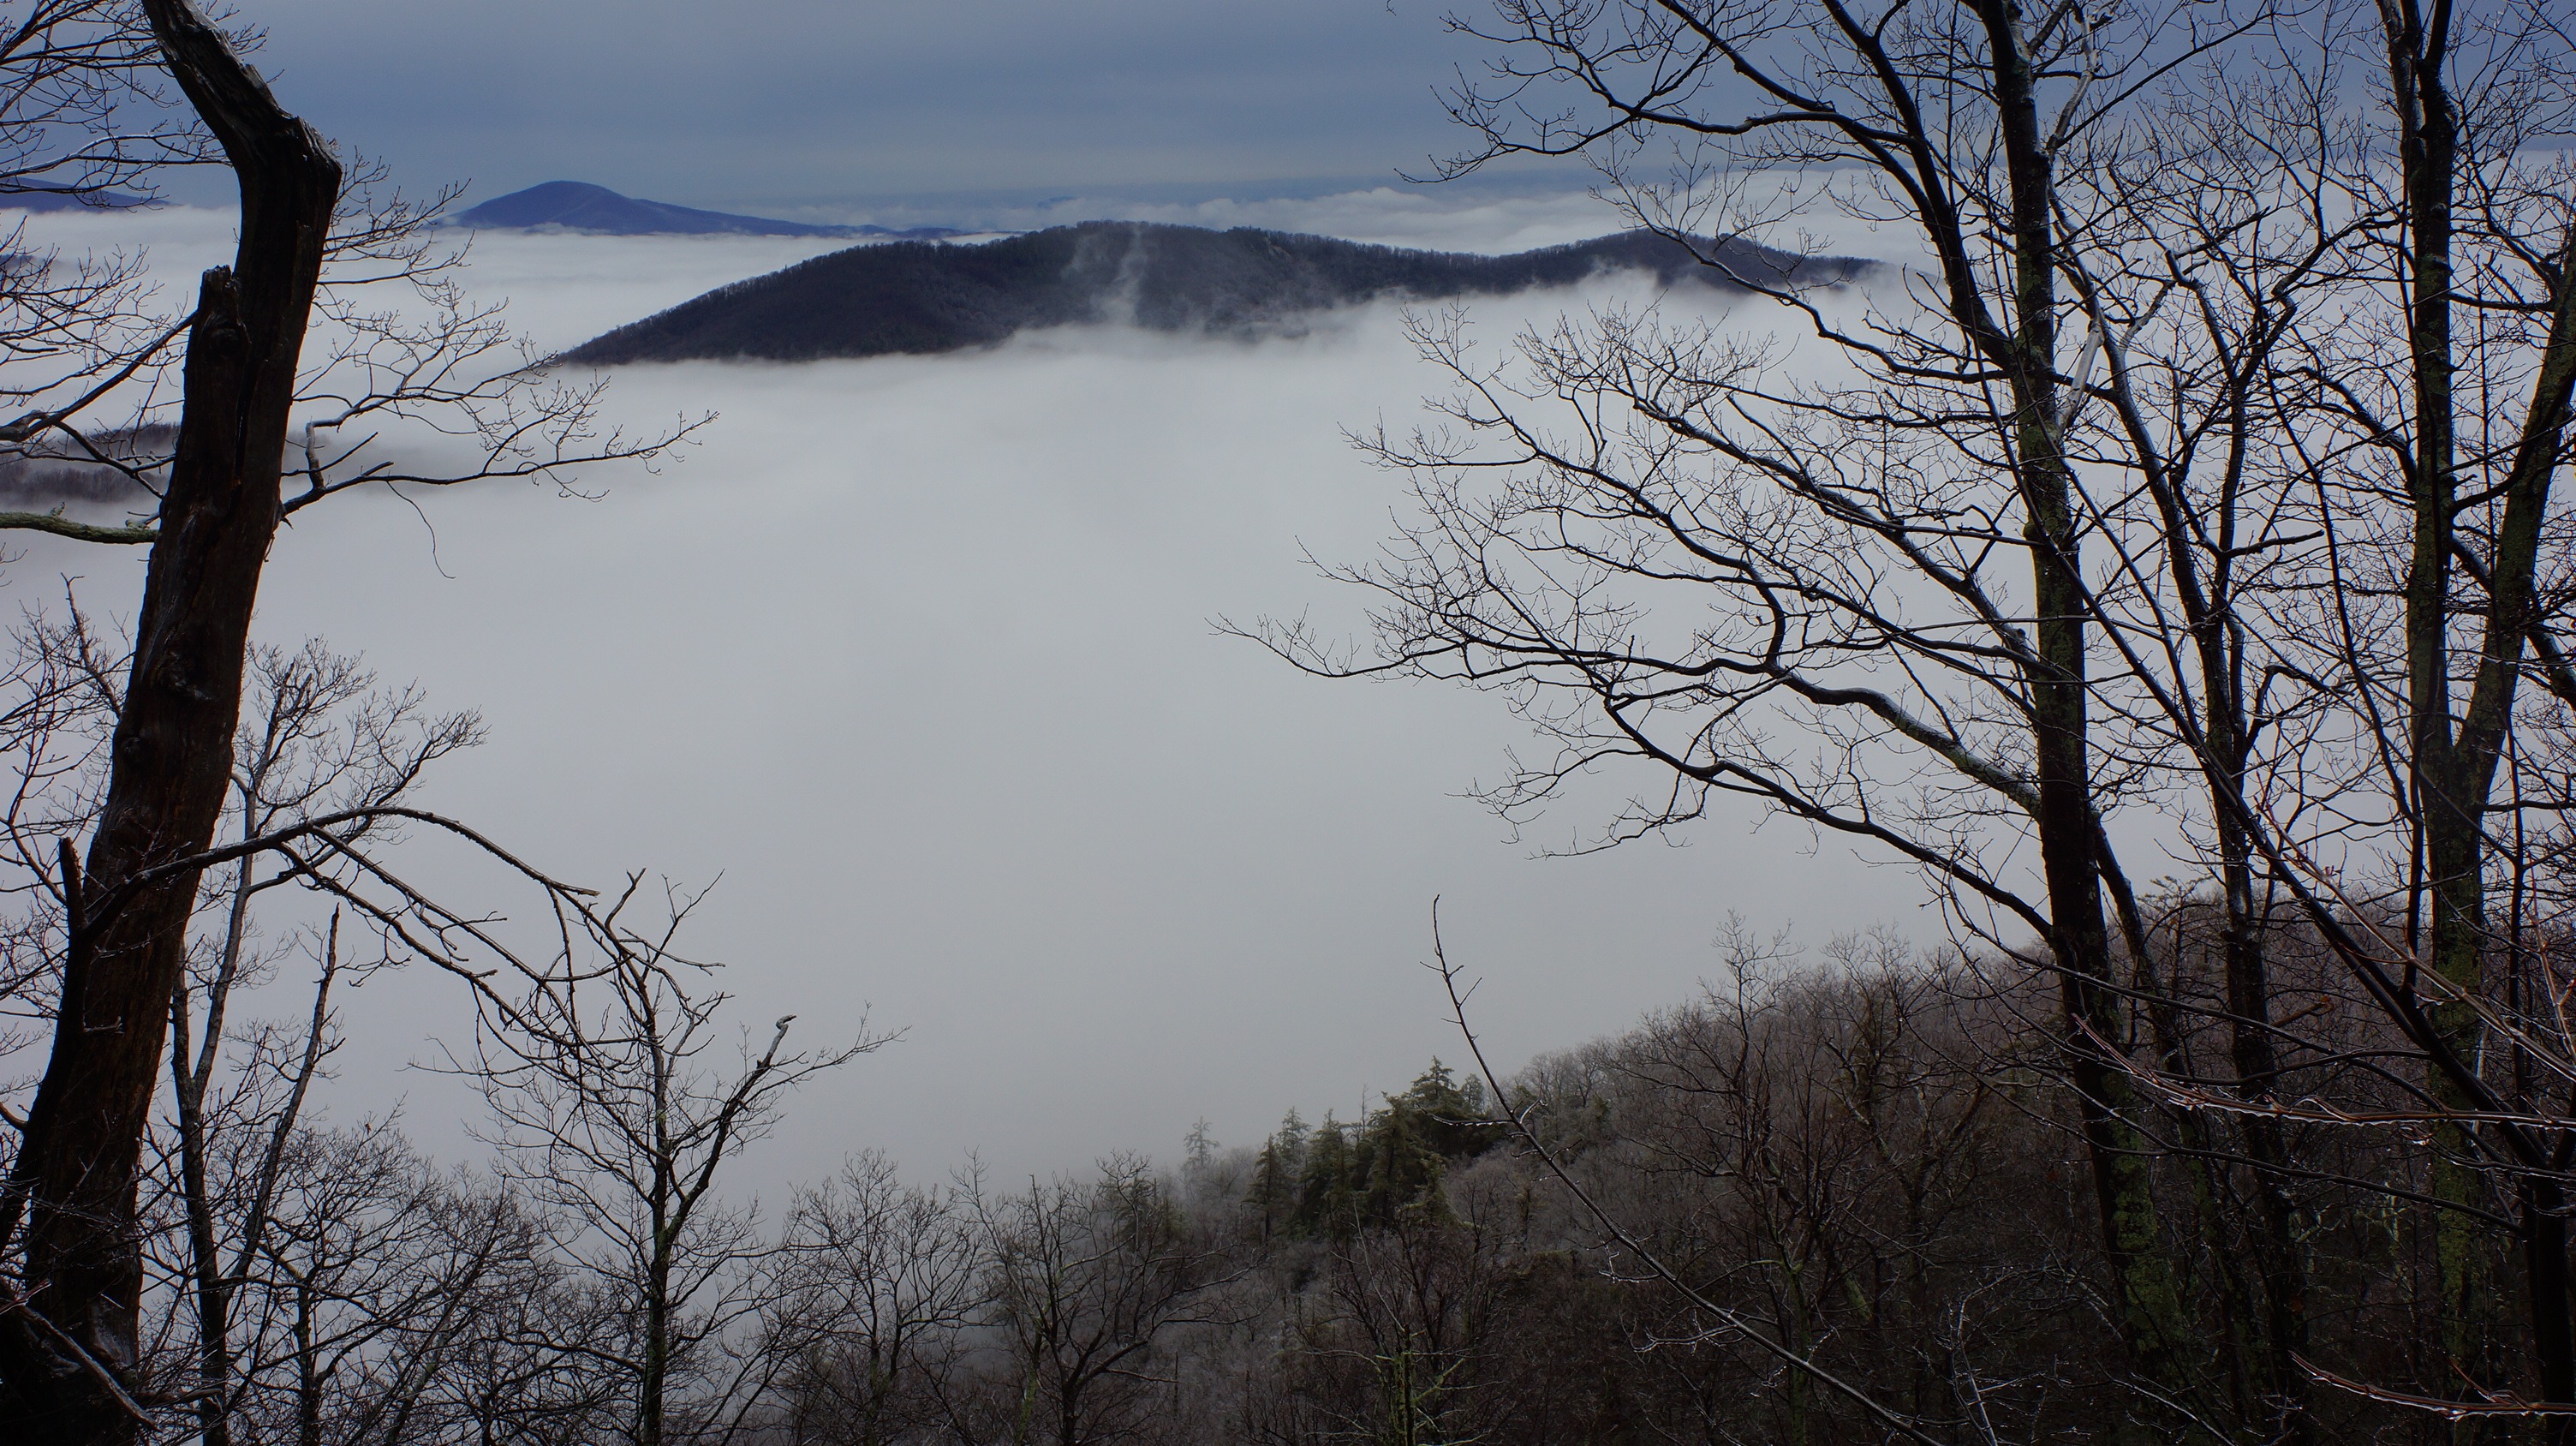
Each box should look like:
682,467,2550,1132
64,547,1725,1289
0,196,1907,1190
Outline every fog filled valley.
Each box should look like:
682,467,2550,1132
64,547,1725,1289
0,203,1952,1439
6,1,2576,1443
0,203,1899,1191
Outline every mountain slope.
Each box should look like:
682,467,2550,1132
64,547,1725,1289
451,181,955,240
562,223,1868,364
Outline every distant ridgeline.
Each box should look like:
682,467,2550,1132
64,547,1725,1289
561,222,1869,365
450,181,959,242
0,424,171,507
0,182,153,212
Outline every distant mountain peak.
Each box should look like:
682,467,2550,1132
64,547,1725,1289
0,182,157,213
450,181,957,241
562,221,1873,366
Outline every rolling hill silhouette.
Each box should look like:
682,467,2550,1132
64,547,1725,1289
452,181,957,240
563,222,1867,364
0,183,153,212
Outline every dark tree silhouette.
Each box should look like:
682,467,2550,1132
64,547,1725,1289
0,5,338,1434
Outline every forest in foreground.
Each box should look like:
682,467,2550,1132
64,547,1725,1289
98,904,2538,1445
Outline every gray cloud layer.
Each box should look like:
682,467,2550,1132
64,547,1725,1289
0,210,1902,1188
236,0,1511,217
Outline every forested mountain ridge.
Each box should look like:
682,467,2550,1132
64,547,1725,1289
560,222,1869,364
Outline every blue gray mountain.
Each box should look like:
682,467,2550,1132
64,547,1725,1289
451,181,957,240
564,222,1867,364
0,183,153,212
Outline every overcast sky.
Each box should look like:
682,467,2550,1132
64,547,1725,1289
229,0,1538,220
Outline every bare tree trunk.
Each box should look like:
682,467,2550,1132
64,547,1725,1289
2379,0,2497,1401
172,985,236,1446
1975,0,2192,1419
0,3,337,1437
642,1240,671,1446
2376,0,2576,1419
2219,855,2311,1441
294,1270,322,1446
174,928,336,1446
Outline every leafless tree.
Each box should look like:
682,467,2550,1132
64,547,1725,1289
0,3,695,1433
1236,0,2275,1419
1238,0,2576,1431
760,1151,984,1446
1290,1195,1515,1446
447,883,879,1446
944,1158,1233,1446
158,637,480,1446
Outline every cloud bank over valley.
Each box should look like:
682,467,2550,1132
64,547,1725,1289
0,200,1902,1190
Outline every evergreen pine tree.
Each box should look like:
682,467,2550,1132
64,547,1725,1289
1357,1080,1452,1226
1292,1113,1357,1241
